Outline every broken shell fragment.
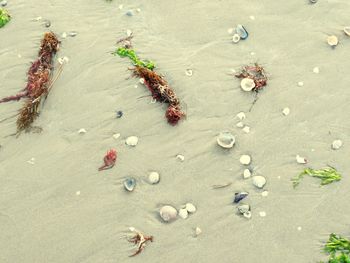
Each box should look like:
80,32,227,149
332,140,343,150
296,155,307,164
126,136,138,146
252,176,266,189
282,107,290,116
185,69,193,76
232,34,240,43
236,112,246,120
124,177,136,192
185,203,197,213
217,131,235,149
327,35,338,47
234,192,249,203
195,227,202,236
344,27,350,37
159,205,177,222
178,208,188,219
237,204,250,214
236,24,249,40
243,169,252,179
240,78,255,91
243,211,252,219
239,155,251,165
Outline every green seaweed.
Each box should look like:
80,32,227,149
0,8,11,28
319,234,350,263
328,253,350,263
292,167,341,188
114,47,155,70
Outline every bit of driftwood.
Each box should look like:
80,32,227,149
212,182,232,189
0,32,60,134
127,228,153,257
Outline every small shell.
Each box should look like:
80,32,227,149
240,78,255,91
148,171,160,184
236,24,249,40
239,155,251,165
176,154,185,161
234,192,249,203
259,211,266,217
243,211,252,219
185,203,196,213
282,107,290,116
159,205,177,222
327,35,338,47
296,155,307,164
332,140,343,150
252,176,266,189
243,169,252,179
236,112,246,120
242,126,250,133
185,69,193,76
124,177,136,192
237,204,250,214
126,29,132,37
113,133,121,140
232,34,241,43
126,136,138,146
126,10,134,16
178,208,188,219
78,128,87,134
195,227,202,236
236,122,244,128
69,31,78,37
344,27,350,37
217,131,236,149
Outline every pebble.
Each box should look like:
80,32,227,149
243,169,252,179
126,10,134,16
240,78,255,91
252,176,267,189
159,205,177,222
195,227,202,237
148,171,160,184
116,110,123,118
136,8,141,12
113,133,121,140
297,81,304,87
17,54,22,58
313,67,320,74
297,226,302,231
78,128,87,134
237,112,246,120
242,126,250,133
332,140,343,150
185,69,193,76
261,190,269,197
176,154,185,161
185,203,197,213
239,155,251,165
178,208,188,219
250,52,256,56
296,155,307,164
0,0,7,7
62,32,67,38
69,31,78,37
232,34,241,44
236,122,244,128
124,177,136,192
125,136,138,146
282,107,290,116
217,131,235,149
259,211,266,217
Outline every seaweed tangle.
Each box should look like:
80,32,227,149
319,234,350,263
292,166,341,188
0,8,11,28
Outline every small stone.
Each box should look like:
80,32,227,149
178,208,188,219
261,191,269,197
17,54,22,58
69,31,78,37
249,15,255,20
185,203,196,213
239,155,251,165
148,171,160,184
78,128,87,134
282,107,290,116
259,211,266,217
126,10,134,16
176,154,185,161
297,81,304,87
126,136,138,146
62,32,67,38
236,122,244,128
185,69,193,76
252,176,267,189
237,112,246,120
136,8,141,12
243,169,252,179
0,1,7,7
296,155,307,164
35,16,42,21
242,126,250,133
313,67,320,74
195,227,202,236
159,205,177,222
126,29,132,37
332,140,343,150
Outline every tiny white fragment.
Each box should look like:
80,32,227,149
178,208,188,219
27,158,35,165
148,171,160,184
282,107,290,116
78,128,87,134
195,227,202,236
236,112,246,120
240,155,251,165
250,52,256,56
118,4,123,9
185,69,193,76
249,15,255,20
126,29,132,37
259,211,266,217
242,126,250,133
136,8,141,12
62,32,67,38
185,203,196,213
332,140,343,150
243,168,251,179
313,67,320,74
297,226,302,231
139,78,145,84
297,81,304,87
296,155,307,164
236,122,244,128
232,34,240,43
261,191,269,197
176,154,185,161
113,133,121,140
126,136,138,146
227,28,234,34
76,191,80,196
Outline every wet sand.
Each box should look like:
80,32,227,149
1,0,350,262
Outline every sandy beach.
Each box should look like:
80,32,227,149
1,0,350,262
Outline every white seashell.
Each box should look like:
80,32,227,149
217,131,235,149
240,78,255,91
232,34,241,43
178,208,188,219
124,177,136,192
176,154,185,161
126,136,138,146
243,169,251,179
296,155,307,164
185,203,196,213
126,29,132,36
195,227,202,236
282,107,290,116
297,81,304,87
344,27,350,37
236,122,244,128
243,211,252,219
313,67,320,74
113,133,121,140
159,205,177,222
237,204,250,214
332,140,343,150
236,112,246,120
252,176,266,189
148,171,160,184
129,226,136,232
327,35,338,47
185,69,193,76
139,78,145,84
239,155,251,165
242,126,250,133
261,190,269,197
78,128,87,134
259,211,266,217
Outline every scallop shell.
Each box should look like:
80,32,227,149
327,35,338,47
236,24,249,40
343,27,350,37
159,205,177,222
124,177,136,192
232,34,240,43
217,131,235,149
240,78,255,91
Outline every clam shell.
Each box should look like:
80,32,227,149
126,136,138,146
327,35,338,47
252,176,266,189
159,205,177,222
217,131,235,149
232,34,240,43
124,177,136,192
236,24,249,40
344,27,350,37
234,192,249,203
240,78,255,91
